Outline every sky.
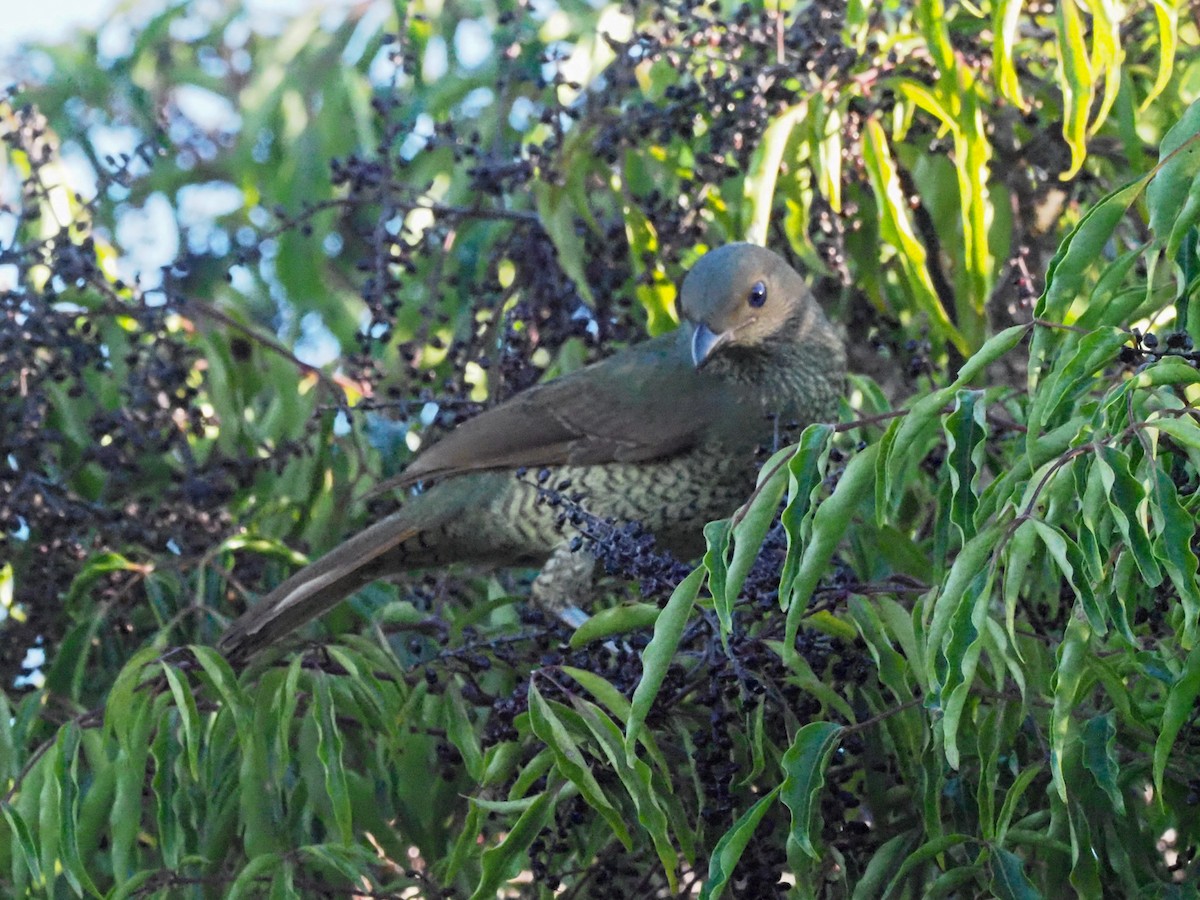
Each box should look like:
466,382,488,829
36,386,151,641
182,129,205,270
1,0,359,55
3,0,114,50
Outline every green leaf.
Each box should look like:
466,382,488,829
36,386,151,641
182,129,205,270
1149,466,1200,648
626,566,704,757
150,709,181,869
508,748,555,801
560,665,670,777
1051,617,1090,802
560,666,631,720
1066,797,1103,895
103,646,161,746
780,423,835,595
325,646,393,738
813,100,843,212
887,833,977,892
849,597,913,705
471,789,557,900
1095,446,1162,587
1138,357,1200,391
1147,100,1200,257
924,524,1002,703
850,829,921,900
896,72,992,341
623,203,678,334
764,640,856,722
995,763,1045,846
862,117,966,355
444,802,483,884
703,518,731,624
876,596,927,692
275,655,304,777
446,679,484,781
1082,0,1121,138
314,674,353,844
571,697,678,889
927,866,986,897
532,176,596,306
699,786,781,900
34,746,58,888
780,721,843,859
1142,1,1180,112
110,694,153,885
1072,245,1150,330
569,603,660,647
741,699,767,785
1054,0,1093,180
945,390,986,544
227,851,282,899
938,564,995,770
191,646,250,731
1034,178,1147,324
1028,328,1131,438
1154,641,1200,796
915,0,954,74
1003,520,1037,650
529,683,632,849
992,0,1028,111
1030,520,1103,634
0,691,15,786
785,444,879,660
160,663,201,781
881,324,1029,520
1081,713,1125,814
990,847,1041,900
744,102,807,246
2,804,43,889
725,445,792,612
297,843,379,885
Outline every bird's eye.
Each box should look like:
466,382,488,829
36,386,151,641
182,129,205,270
747,280,767,308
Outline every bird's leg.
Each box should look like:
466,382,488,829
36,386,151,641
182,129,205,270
531,542,598,629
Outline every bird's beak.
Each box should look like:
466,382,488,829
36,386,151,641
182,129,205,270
691,323,726,368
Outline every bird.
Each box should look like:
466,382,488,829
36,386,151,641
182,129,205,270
219,243,846,659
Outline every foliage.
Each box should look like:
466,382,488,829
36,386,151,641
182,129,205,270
1,0,1199,897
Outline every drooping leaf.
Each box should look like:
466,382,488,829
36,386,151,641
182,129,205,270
780,721,843,860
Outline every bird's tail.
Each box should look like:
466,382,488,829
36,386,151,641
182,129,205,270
218,508,426,660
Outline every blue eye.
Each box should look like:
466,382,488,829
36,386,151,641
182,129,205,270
748,280,767,308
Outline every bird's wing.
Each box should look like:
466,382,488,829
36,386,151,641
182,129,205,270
391,331,730,487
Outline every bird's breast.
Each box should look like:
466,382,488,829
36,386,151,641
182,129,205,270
478,445,761,561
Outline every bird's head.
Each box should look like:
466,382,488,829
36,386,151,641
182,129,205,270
679,242,820,370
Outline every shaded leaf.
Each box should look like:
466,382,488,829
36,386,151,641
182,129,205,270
780,721,843,859
700,786,781,900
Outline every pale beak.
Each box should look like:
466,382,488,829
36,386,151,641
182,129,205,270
691,323,726,368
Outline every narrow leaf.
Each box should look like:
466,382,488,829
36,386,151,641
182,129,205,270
314,675,353,844
1081,713,1125,814
945,390,986,543
626,566,704,756
700,786,781,900
1154,641,1200,796
744,103,808,246
786,444,879,659
529,684,631,849
780,721,843,859
471,790,557,900
990,847,1041,900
